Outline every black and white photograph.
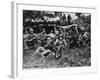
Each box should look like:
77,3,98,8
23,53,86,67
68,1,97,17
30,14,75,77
23,10,91,69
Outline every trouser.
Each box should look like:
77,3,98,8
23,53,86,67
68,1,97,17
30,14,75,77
55,46,63,59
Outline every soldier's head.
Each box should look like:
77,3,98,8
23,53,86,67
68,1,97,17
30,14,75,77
58,34,63,40
29,28,33,34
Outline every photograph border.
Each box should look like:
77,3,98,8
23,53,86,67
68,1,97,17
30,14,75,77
11,1,97,78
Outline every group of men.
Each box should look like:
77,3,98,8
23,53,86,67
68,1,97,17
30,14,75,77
23,24,90,60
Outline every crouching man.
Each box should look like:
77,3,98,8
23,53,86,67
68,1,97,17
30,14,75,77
33,43,51,63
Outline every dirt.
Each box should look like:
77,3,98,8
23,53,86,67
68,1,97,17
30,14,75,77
23,47,91,69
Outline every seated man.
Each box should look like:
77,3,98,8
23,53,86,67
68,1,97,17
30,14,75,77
48,30,55,38
55,35,66,59
45,37,56,56
23,30,30,49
